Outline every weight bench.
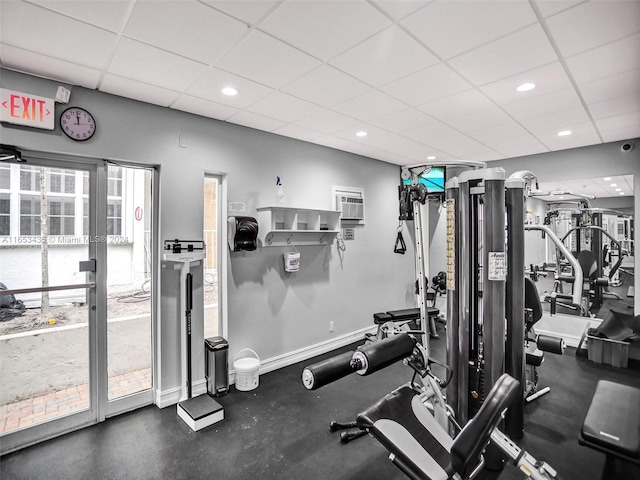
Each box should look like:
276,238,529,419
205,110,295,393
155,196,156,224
356,373,520,480
368,307,440,342
580,380,640,474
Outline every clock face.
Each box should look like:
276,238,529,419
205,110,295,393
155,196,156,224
60,107,96,141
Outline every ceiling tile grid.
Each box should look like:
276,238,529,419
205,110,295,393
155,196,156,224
0,0,639,169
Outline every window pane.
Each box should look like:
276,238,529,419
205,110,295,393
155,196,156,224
64,172,75,194
20,168,40,191
20,195,40,215
20,216,40,236
0,166,9,189
0,194,9,214
64,217,74,235
50,217,61,235
49,173,61,193
0,217,9,236
49,199,61,215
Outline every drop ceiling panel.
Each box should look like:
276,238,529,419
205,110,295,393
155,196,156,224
370,108,441,133
272,124,323,142
532,0,584,18
596,113,640,142
402,120,463,145
382,63,472,106
226,110,286,132
201,0,278,25
258,0,391,61
565,33,640,85
588,93,640,121
520,107,592,134
101,74,181,108
186,67,274,108
371,0,430,20
449,25,559,86
479,62,574,106
503,88,583,121
108,38,208,92
281,65,371,107
215,30,321,88
295,109,360,134
418,89,495,122
0,1,118,69
467,122,544,150
330,26,439,87
124,1,248,64
534,121,601,150
171,94,240,120
0,44,102,89
445,106,513,133
333,90,407,121
545,0,640,57
30,0,132,31
580,69,640,104
246,91,320,123
401,0,537,60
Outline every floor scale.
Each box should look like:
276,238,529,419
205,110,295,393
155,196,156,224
162,239,223,431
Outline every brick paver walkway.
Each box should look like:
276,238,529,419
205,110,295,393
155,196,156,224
0,368,152,434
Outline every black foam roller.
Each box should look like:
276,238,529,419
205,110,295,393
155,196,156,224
537,334,565,355
302,351,355,390
356,333,416,375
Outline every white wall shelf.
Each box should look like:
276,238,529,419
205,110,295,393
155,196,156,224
256,206,340,247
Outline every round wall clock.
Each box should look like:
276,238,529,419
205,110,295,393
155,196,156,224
60,107,96,141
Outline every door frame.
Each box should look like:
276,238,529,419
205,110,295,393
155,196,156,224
0,150,157,454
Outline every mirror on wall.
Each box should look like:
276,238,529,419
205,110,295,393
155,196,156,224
524,174,634,320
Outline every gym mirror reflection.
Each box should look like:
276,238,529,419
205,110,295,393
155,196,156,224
524,174,634,320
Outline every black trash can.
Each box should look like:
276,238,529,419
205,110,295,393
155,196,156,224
205,336,229,396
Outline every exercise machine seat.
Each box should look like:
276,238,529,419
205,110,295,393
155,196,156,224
356,374,520,480
577,250,599,280
387,307,439,322
580,380,640,465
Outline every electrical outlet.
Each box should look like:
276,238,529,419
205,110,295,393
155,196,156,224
329,321,335,332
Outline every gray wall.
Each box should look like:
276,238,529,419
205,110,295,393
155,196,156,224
0,69,416,400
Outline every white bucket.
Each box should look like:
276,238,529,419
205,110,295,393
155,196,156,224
284,251,300,272
234,348,260,391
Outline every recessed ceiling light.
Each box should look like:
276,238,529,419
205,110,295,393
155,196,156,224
516,82,536,92
604,177,612,181
615,188,622,191
221,87,238,96
356,131,367,137
427,156,436,160
557,130,572,136
610,183,617,187
619,192,625,195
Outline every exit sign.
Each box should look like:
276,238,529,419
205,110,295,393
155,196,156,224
1,88,55,130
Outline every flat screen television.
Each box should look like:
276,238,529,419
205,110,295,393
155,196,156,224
401,166,446,195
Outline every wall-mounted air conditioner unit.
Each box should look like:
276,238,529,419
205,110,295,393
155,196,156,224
332,186,365,224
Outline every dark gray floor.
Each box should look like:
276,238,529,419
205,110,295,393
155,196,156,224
1,322,639,480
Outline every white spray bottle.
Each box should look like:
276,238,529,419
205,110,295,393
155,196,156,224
276,176,285,206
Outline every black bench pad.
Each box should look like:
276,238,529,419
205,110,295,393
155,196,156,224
387,307,439,321
580,380,640,463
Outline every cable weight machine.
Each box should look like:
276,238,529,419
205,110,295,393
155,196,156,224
445,168,537,469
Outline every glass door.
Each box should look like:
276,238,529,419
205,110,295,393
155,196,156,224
106,165,154,411
0,159,98,453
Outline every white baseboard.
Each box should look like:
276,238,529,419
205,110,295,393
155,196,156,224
158,326,374,403
229,326,374,385
155,379,208,408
